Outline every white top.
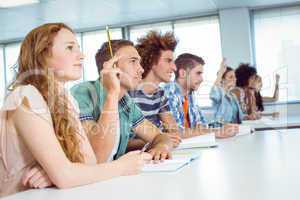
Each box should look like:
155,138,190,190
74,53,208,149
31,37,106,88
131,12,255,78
3,129,300,200
0,85,96,197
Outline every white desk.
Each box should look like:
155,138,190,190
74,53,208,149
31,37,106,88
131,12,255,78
242,115,300,131
3,129,300,200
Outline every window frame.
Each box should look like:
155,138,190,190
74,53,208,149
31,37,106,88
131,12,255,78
0,13,228,109
251,5,300,104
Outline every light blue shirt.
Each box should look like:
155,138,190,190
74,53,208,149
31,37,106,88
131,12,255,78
209,86,244,123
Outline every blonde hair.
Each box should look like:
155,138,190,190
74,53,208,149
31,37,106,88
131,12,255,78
11,23,84,163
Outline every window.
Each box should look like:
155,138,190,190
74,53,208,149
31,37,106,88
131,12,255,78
3,35,83,90
5,42,21,85
82,29,122,81
129,22,173,44
0,17,223,108
76,33,82,49
174,16,223,107
0,46,4,106
253,6,300,102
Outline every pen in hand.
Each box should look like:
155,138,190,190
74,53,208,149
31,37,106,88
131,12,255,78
140,142,151,154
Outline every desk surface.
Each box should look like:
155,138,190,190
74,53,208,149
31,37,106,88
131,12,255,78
242,115,300,130
3,129,300,200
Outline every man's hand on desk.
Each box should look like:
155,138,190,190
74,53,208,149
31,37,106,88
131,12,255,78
213,123,239,139
165,132,182,148
148,144,172,161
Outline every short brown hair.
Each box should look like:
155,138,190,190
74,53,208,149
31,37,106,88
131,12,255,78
135,31,178,78
95,39,134,74
174,53,205,79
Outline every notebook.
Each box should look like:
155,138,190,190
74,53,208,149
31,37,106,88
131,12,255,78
236,124,255,136
175,133,218,150
142,151,200,173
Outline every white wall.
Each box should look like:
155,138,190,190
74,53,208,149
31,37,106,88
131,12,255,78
219,8,254,68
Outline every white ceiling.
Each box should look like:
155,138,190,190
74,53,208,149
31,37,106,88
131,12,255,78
213,0,300,8
0,0,299,42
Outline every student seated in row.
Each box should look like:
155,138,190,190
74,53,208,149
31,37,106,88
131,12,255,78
0,23,151,197
129,31,181,148
163,53,239,138
71,39,173,161
231,63,260,120
209,59,244,124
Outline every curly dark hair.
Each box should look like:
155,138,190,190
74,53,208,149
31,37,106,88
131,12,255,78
95,39,134,74
235,63,257,87
174,53,205,79
135,31,178,78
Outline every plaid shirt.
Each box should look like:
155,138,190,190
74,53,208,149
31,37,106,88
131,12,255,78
163,81,207,131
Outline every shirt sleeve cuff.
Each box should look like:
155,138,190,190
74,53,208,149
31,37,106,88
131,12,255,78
79,114,95,121
132,115,145,129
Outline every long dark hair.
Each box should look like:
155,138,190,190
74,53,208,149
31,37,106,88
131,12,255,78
255,91,264,111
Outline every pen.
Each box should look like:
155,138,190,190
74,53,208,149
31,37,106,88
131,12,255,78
106,25,114,59
106,25,119,74
140,142,151,154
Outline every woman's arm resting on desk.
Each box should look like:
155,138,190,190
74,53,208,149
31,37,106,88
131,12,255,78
13,99,151,189
22,165,53,189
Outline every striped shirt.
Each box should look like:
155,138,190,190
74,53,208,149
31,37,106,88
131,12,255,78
129,87,170,130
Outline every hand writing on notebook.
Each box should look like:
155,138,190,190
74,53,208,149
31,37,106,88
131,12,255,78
22,165,53,189
148,144,172,161
166,132,181,148
116,150,152,176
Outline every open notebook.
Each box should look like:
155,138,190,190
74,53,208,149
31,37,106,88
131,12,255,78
142,151,200,173
174,125,253,150
236,124,255,136
175,133,218,150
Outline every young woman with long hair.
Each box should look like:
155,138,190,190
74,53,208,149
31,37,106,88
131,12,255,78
0,23,151,197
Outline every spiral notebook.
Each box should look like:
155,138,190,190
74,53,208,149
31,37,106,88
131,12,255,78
175,133,218,150
142,151,200,172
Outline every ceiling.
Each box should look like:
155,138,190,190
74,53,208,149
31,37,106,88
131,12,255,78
0,0,299,42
